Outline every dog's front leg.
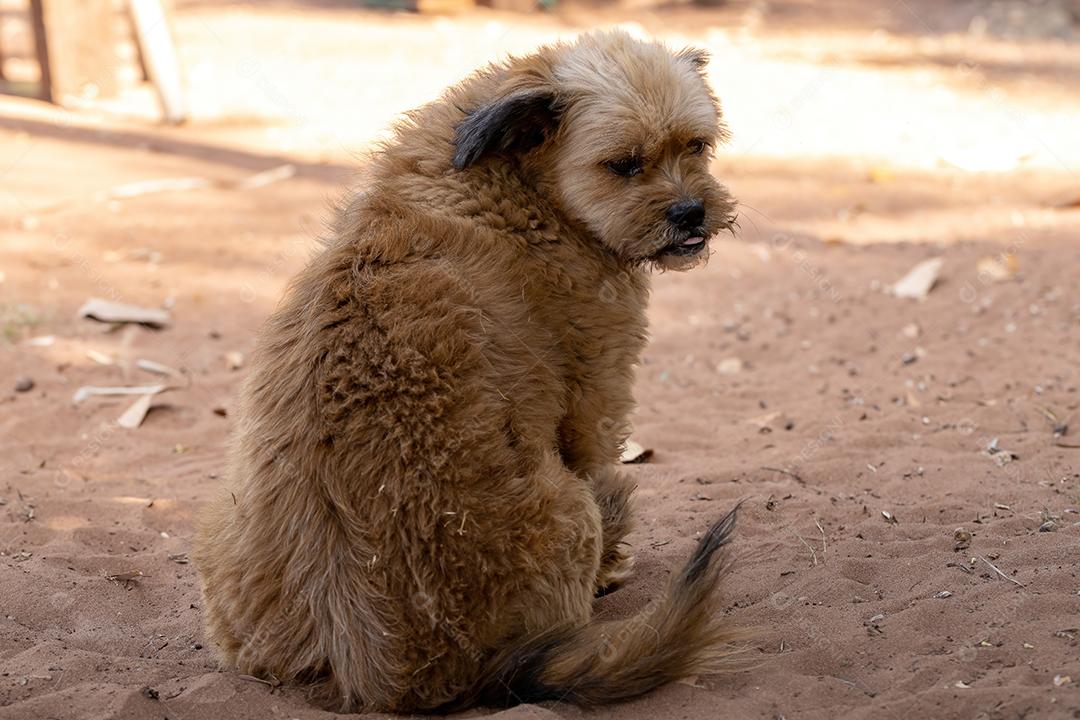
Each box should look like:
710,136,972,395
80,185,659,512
558,415,637,592
587,464,637,592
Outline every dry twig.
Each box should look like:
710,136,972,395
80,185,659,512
977,555,1024,588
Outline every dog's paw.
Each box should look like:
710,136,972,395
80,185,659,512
595,550,635,596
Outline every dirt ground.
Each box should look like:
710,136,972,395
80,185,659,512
2,1,1080,719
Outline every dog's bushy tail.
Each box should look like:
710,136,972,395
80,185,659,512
456,505,744,709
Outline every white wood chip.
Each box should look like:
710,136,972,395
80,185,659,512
891,258,943,299
77,298,171,328
73,385,166,404
117,394,156,429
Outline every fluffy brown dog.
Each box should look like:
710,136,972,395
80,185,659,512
195,30,741,713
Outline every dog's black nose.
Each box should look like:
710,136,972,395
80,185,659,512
667,199,705,230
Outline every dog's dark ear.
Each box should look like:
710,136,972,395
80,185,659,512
676,47,710,72
452,88,558,170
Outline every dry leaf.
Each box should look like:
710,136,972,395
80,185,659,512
77,298,171,329
891,258,943,299
676,674,701,688
976,253,1019,282
620,439,653,464
106,570,144,583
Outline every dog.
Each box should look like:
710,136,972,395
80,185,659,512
194,29,741,713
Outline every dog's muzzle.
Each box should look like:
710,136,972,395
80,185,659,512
658,199,709,257
659,233,708,257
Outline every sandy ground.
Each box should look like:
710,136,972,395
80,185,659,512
2,2,1080,718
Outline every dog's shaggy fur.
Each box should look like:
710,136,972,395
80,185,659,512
194,30,741,712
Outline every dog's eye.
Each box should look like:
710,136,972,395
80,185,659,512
688,139,709,156
605,157,643,178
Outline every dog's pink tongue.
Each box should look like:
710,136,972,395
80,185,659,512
682,236,705,246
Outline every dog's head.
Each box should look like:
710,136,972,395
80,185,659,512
452,31,736,271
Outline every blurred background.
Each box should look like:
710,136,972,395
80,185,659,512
4,0,1080,169
2,0,1079,265
2,3,1080,717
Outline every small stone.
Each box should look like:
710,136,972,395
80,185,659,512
954,528,973,551
14,377,34,393
716,357,744,375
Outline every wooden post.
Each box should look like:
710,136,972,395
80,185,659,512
128,0,187,124
0,11,6,82
29,0,53,102
34,0,119,104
